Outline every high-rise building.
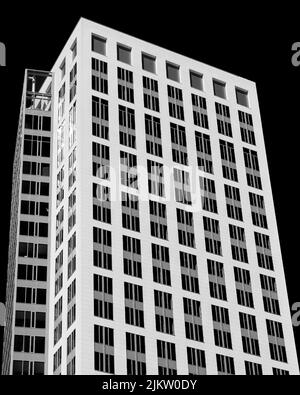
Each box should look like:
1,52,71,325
2,17,299,375
2,70,53,375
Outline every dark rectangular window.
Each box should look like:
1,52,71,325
190,71,203,90
212,305,232,349
92,34,106,55
234,267,254,308
166,62,180,82
195,131,213,174
213,80,226,99
152,243,171,286
117,44,131,65
236,88,249,107
183,297,203,342
142,53,156,73
192,94,208,129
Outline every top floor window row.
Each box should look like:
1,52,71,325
90,34,249,106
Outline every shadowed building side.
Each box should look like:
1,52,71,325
2,70,53,375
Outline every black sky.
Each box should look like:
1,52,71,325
0,4,299,370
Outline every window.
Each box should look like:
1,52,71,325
195,131,213,174
154,290,174,335
219,139,238,182
212,305,232,349
216,354,235,375
14,335,45,354
120,151,138,189
239,110,255,145
149,200,168,240
68,102,76,148
67,357,75,375
170,123,188,165
92,34,106,55
117,44,131,65
54,297,63,321
67,280,76,306
93,184,111,224
157,340,177,375
190,71,203,90
25,114,51,132
224,184,243,221
13,360,44,375
254,232,274,271
94,325,114,374
93,227,111,246
15,311,45,329
93,227,112,271
16,287,46,305
187,347,206,375
122,192,140,232
244,148,262,190
229,224,248,263
203,216,222,256
245,361,263,375
68,232,76,258
192,94,209,129
119,105,136,148
260,275,280,315
215,102,232,137
199,177,218,213
18,242,48,259
152,243,171,286
67,330,76,355
126,332,146,375
92,95,109,121
142,53,156,73
55,272,63,297
118,67,134,103
143,77,160,112
23,161,50,177
213,79,226,99
177,209,195,248
148,160,165,197
236,88,249,107
92,58,108,95
207,259,227,301
266,319,287,363
166,62,180,82
18,264,47,282
71,40,77,60
123,235,142,279
60,60,66,80
183,298,203,342
124,282,144,328
94,274,113,321
180,251,199,294
69,64,77,102
92,141,110,180
23,135,50,158
249,192,268,229
168,86,185,120
234,267,254,308
273,368,289,375
145,114,163,157
21,200,48,217
239,312,260,356
174,168,191,205
57,123,64,166
20,221,48,238
53,347,62,373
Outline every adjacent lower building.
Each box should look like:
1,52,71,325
2,70,53,375
2,17,299,375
